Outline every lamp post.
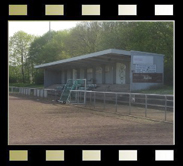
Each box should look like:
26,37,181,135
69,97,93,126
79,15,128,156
49,21,51,32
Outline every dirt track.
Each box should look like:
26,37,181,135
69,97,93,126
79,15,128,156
9,94,173,145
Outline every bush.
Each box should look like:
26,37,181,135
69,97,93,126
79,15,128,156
33,70,44,84
164,64,173,86
9,76,17,83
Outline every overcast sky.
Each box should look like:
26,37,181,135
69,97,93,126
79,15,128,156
8,21,81,37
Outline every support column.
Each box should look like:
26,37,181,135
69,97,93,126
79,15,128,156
92,67,96,84
44,69,46,88
84,68,87,79
71,69,73,79
126,62,130,84
113,63,116,84
102,65,105,84
77,69,80,79
64,70,67,83
60,71,62,84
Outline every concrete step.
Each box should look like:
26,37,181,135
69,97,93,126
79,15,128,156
45,84,64,89
95,84,130,92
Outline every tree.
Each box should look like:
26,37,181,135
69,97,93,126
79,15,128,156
9,31,35,83
64,22,102,56
28,30,70,84
94,22,173,85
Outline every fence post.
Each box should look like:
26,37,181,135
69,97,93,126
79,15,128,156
41,89,43,97
55,90,57,101
44,90,47,98
77,91,79,104
34,89,36,96
79,91,80,103
115,93,118,112
70,90,72,103
37,89,39,97
103,93,106,110
94,92,96,109
129,93,131,115
90,92,91,104
145,94,147,117
165,95,167,121
84,91,86,106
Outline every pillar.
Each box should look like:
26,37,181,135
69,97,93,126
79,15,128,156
102,65,105,84
113,63,116,84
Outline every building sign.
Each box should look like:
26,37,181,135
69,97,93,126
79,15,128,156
133,56,153,64
135,64,156,73
133,73,163,83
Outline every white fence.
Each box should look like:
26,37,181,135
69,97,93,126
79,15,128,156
9,86,174,122
9,86,60,100
70,90,174,123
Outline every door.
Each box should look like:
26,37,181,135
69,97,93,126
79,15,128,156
116,63,126,84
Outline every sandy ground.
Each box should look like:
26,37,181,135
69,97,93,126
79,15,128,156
9,94,173,145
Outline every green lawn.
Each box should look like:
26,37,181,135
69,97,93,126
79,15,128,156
132,85,173,95
9,83,43,88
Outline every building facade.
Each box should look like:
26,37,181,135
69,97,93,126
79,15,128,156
35,49,164,91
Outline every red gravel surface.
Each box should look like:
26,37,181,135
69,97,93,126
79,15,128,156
9,95,173,145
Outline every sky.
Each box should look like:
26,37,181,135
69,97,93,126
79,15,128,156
9,21,81,37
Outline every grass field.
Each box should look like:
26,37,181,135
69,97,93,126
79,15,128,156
132,85,173,94
9,83,44,88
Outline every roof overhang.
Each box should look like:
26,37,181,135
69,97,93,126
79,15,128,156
34,49,131,71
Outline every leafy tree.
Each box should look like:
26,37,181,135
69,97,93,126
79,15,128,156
28,30,70,84
94,22,173,85
9,31,35,83
64,22,102,56
9,65,21,83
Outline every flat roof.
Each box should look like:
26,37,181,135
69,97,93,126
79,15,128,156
34,49,131,69
34,49,164,69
